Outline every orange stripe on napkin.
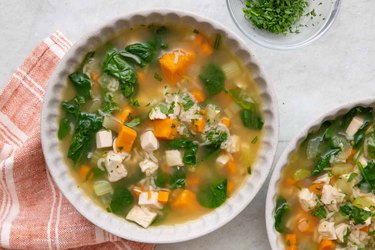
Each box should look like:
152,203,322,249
0,31,154,250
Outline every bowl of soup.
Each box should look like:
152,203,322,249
41,9,278,243
266,98,375,250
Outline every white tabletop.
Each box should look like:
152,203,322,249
1,1,374,249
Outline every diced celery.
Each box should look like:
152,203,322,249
90,149,105,166
222,61,241,79
224,103,240,118
103,116,121,133
240,142,252,166
306,137,321,160
94,180,113,196
206,104,220,123
353,196,374,209
335,178,352,195
331,163,354,176
293,169,310,181
87,99,102,113
333,213,347,224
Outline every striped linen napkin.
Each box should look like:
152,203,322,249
0,31,154,250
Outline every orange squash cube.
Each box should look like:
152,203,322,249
153,118,178,140
116,125,137,152
159,50,195,84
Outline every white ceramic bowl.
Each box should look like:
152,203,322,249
41,9,279,243
266,97,375,250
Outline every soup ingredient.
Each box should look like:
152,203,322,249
68,113,103,164
276,106,375,249
243,0,309,34
110,186,134,214
103,48,138,98
59,24,264,228
274,196,289,233
199,63,225,96
197,179,227,208
159,49,195,83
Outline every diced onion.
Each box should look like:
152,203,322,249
222,61,241,79
331,163,354,176
293,169,310,181
103,116,122,133
94,180,113,196
353,196,375,208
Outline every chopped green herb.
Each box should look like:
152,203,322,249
247,166,252,175
182,94,194,111
193,29,200,34
243,0,309,34
214,34,221,50
102,93,120,114
251,136,258,144
170,167,186,189
340,203,372,225
125,117,141,128
369,230,375,236
154,72,163,81
348,172,358,183
159,104,169,115
130,98,140,107
344,228,351,244
311,148,340,177
312,205,327,219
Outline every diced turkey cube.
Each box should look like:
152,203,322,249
346,116,364,137
106,163,127,182
298,188,317,211
165,150,183,166
140,131,159,152
149,106,167,120
321,185,345,211
126,205,158,228
335,223,349,243
138,191,162,209
227,135,240,153
313,173,331,185
318,221,337,240
139,159,158,176
96,130,113,148
216,153,230,166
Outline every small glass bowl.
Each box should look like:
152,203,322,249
227,0,341,50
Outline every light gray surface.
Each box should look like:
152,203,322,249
1,0,374,249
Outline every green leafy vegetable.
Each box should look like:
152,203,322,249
125,42,154,66
170,167,186,189
199,63,225,96
168,139,199,165
68,72,92,101
228,87,263,130
369,230,375,236
305,121,332,160
68,112,103,164
356,160,375,193
159,103,169,115
312,205,327,219
240,109,264,130
125,117,141,128
274,197,289,233
340,203,372,225
367,134,375,159
344,228,351,244
62,96,85,118
251,136,258,144
348,172,358,183
243,0,309,34
154,170,168,188
197,179,227,208
58,117,71,140
103,47,138,98
102,93,120,114
109,186,134,214
311,148,340,177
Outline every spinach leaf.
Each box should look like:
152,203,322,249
274,197,289,233
342,106,372,130
340,203,372,225
240,109,264,130
311,148,340,177
168,139,199,165
312,205,327,219
118,50,142,66
58,117,71,140
197,179,227,208
125,42,154,66
102,93,120,114
109,186,134,214
368,134,375,159
199,63,225,96
227,87,263,130
154,170,168,188
68,72,92,101
148,25,169,53
62,96,85,118
170,167,186,189
357,160,375,192
227,87,256,110
198,146,220,163
103,47,138,98
182,94,194,111
68,112,103,164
